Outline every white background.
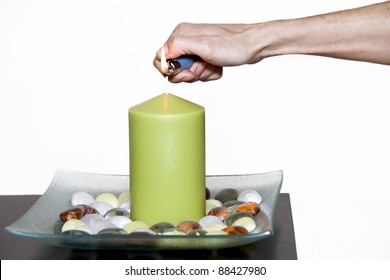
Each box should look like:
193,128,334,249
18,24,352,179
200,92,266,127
0,0,389,260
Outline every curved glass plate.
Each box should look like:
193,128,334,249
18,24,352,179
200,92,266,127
5,169,283,250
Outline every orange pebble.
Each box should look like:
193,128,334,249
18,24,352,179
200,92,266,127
176,221,202,232
232,202,260,215
207,206,230,221
222,225,249,235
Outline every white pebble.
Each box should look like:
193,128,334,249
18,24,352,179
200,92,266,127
90,221,117,234
118,200,131,212
237,190,262,204
131,228,157,235
107,216,132,228
206,231,228,236
71,191,94,206
162,230,187,236
89,201,113,216
198,215,224,228
81,214,105,227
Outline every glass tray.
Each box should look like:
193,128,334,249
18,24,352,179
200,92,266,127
5,169,283,250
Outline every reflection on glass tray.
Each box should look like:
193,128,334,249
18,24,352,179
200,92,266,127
5,169,283,250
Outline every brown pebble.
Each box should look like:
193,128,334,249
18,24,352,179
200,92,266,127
205,187,211,200
59,204,99,222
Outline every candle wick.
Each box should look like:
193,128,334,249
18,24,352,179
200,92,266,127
165,76,169,94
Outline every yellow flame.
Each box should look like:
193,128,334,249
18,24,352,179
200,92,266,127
161,47,168,74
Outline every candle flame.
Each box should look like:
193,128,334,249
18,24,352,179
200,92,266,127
161,47,169,74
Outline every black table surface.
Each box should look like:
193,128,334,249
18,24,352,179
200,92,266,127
0,193,297,260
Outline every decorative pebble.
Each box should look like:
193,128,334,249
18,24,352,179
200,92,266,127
176,221,202,233
59,205,99,222
95,193,119,208
118,200,131,213
188,229,207,236
206,231,228,236
104,208,130,218
129,228,157,235
71,191,94,206
205,199,222,214
118,191,130,204
224,212,254,226
232,202,261,215
149,222,175,234
107,216,132,228
89,221,117,234
215,188,239,204
202,223,227,232
223,200,244,208
237,190,262,204
207,206,230,221
222,225,249,235
205,187,211,200
89,201,113,216
61,219,89,232
198,215,224,228
123,221,149,234
232,216,257,232
62,229,91,235
97,228,127,235
81,213,105,227
60,206,84,222
162,228,187,236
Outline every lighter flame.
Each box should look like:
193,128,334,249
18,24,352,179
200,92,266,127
161,47,168,74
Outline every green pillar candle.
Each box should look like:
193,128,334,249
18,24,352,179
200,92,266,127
129,93,205,225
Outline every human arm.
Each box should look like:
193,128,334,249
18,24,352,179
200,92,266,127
154,1,390,83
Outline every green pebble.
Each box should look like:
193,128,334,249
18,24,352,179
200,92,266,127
205,199,222,215
202,223,227,232
232,216,257,232
224,212,254,226
123,221,149,233
61,219,89,232
118,191,130,204
95,193,119,208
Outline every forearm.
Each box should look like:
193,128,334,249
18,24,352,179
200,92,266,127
253,1,390,65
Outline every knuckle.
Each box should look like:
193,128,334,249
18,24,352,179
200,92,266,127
174,22,191,33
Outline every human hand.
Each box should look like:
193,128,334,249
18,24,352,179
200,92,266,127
154,2,390,82
154,23,258,83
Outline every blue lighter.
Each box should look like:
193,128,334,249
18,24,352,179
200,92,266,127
166,55,200,76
